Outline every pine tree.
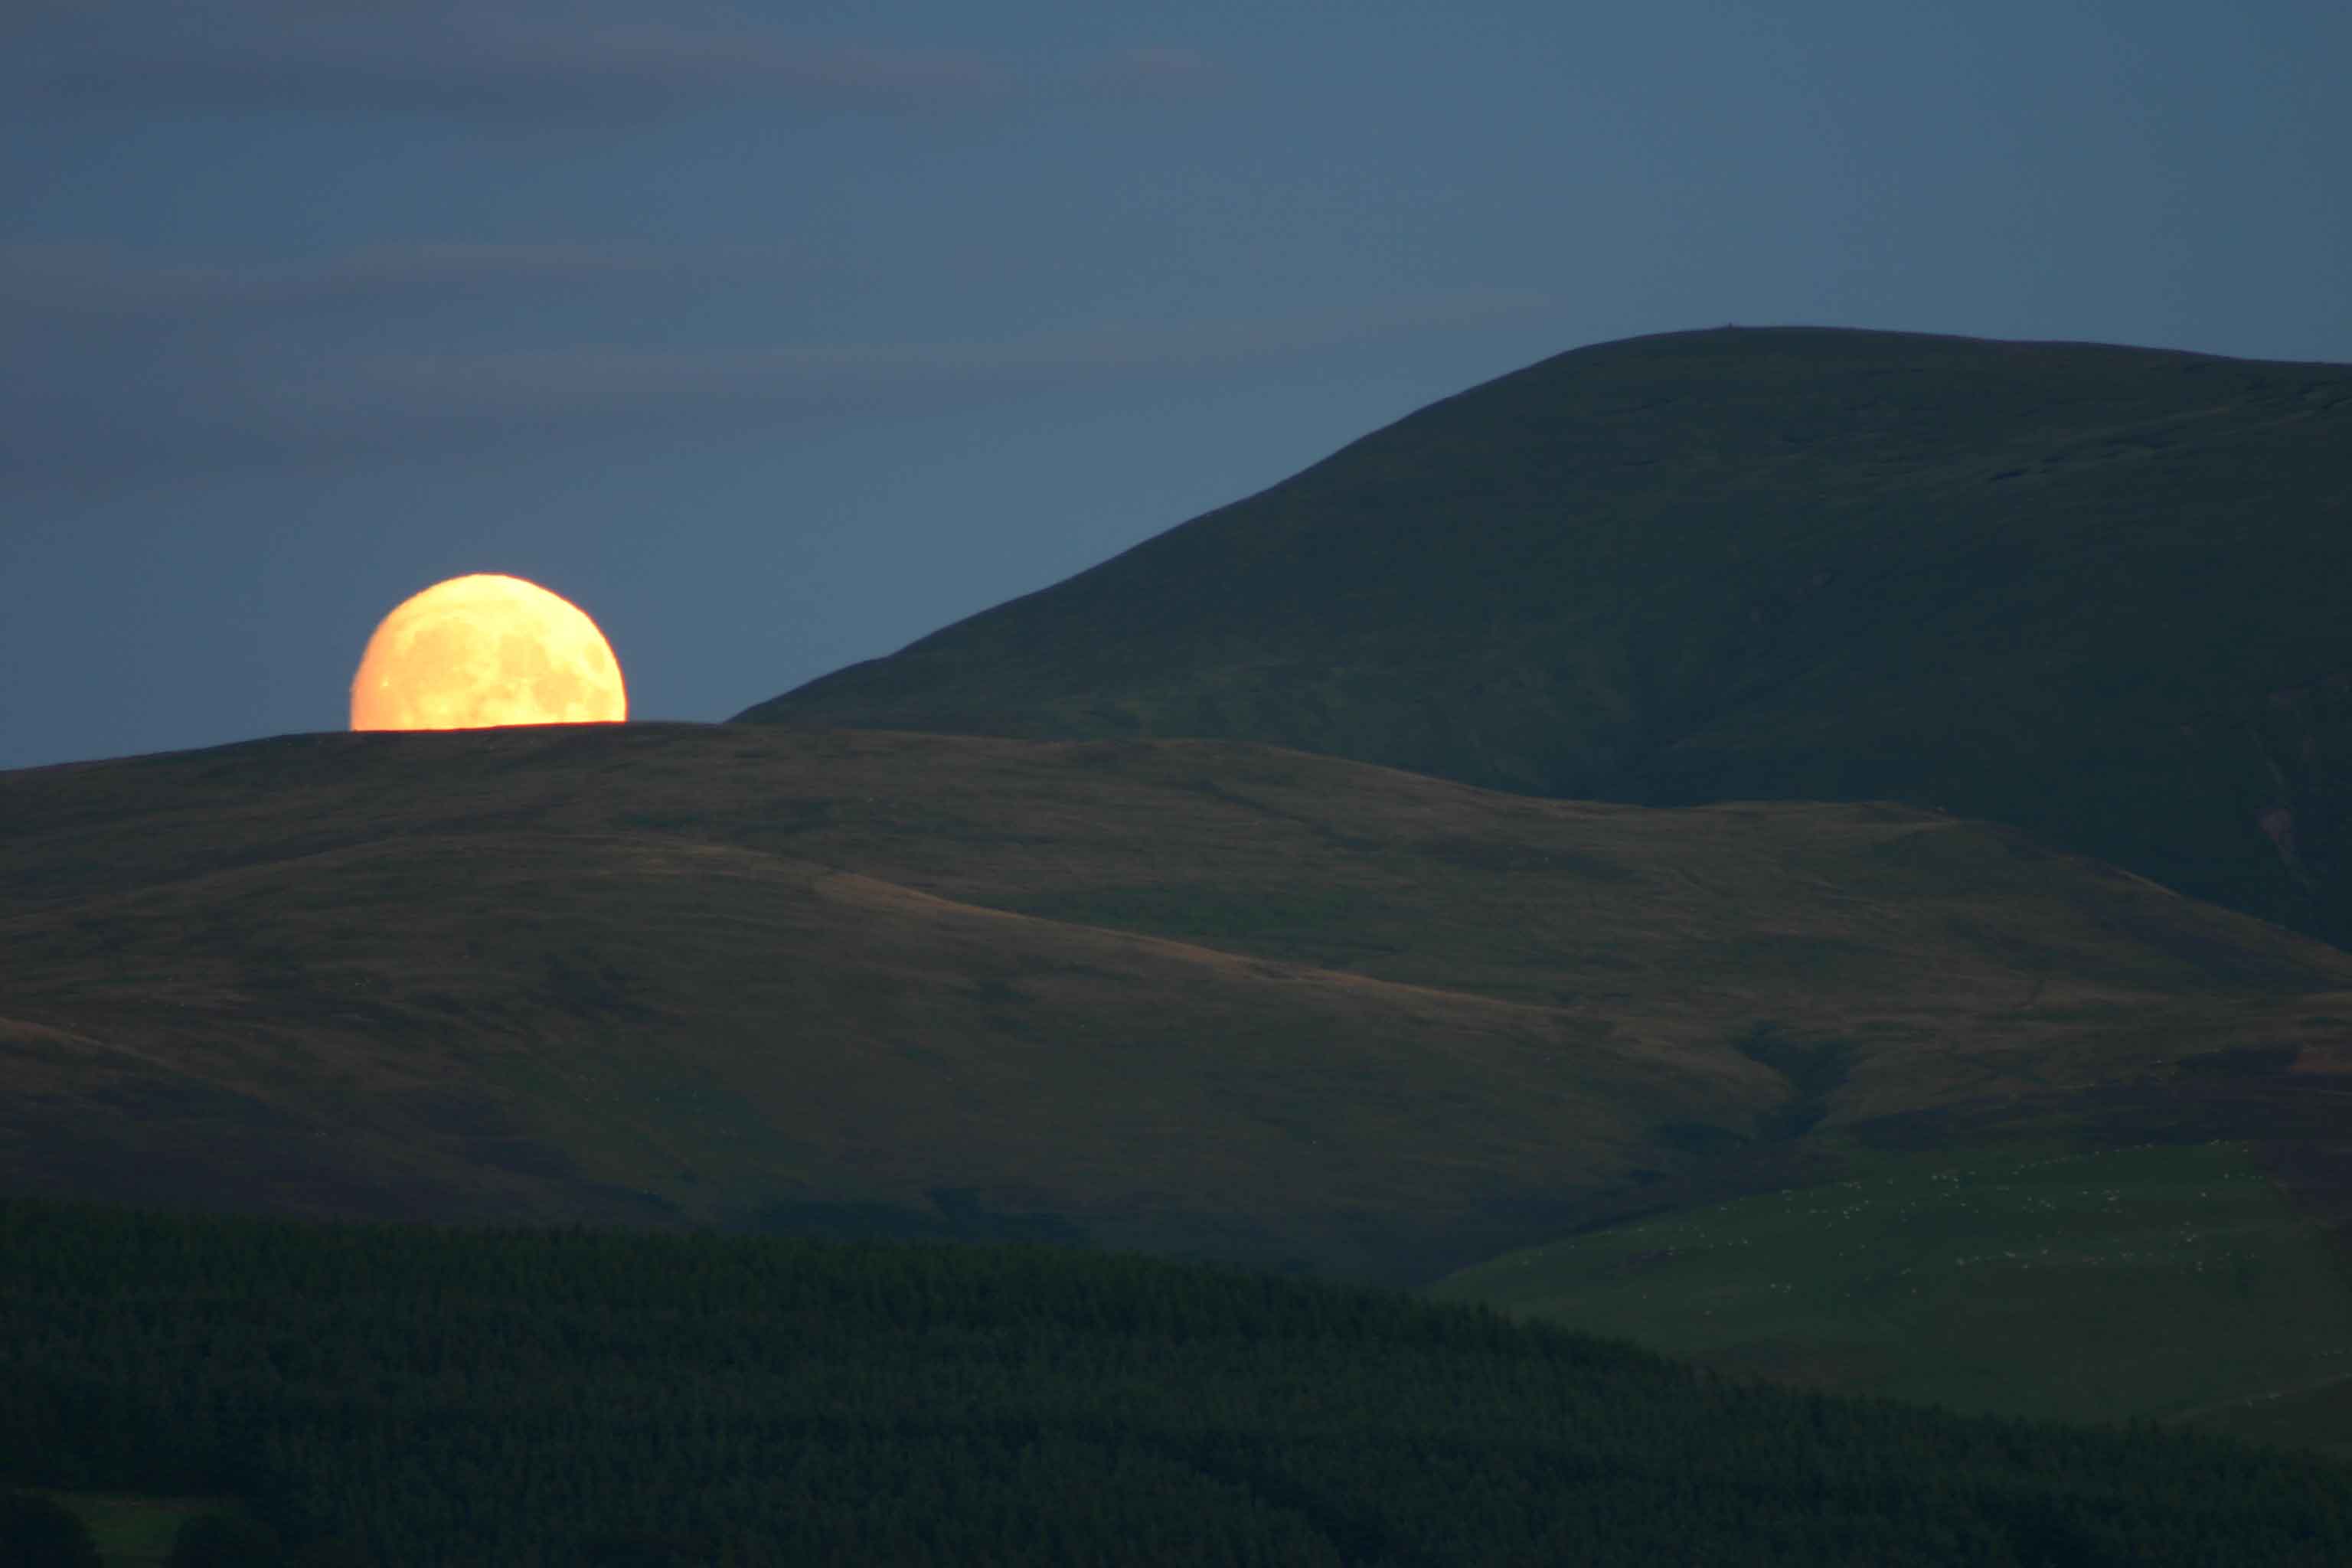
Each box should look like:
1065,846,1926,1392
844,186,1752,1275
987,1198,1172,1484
166,1511,284,1568
0,1491,101,1568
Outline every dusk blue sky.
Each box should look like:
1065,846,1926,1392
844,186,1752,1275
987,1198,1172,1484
5,0,2347,771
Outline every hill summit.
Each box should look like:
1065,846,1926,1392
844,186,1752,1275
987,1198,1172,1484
739,325,2352,947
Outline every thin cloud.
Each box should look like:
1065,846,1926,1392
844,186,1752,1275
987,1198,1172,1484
0,272,1552,493
1082,46,1220,99
283,288,1556,418
8,5,1204,124
0,240,803,315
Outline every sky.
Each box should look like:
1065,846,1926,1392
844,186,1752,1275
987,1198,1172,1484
5,0,2348,773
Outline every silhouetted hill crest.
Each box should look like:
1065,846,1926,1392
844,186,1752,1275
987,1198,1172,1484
738,324,2352,946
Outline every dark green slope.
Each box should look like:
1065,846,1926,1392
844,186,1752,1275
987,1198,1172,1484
738,325,2352,946
11,1197,2352,1566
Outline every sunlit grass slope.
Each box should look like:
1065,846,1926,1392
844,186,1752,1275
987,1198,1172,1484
7,724,2350,1288
738,325,2352,949
10,723,2352,1276
1432,1140,2352,1459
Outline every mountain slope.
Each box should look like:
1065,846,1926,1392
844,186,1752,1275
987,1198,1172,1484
737,325,2352,947
6,723,2348,1286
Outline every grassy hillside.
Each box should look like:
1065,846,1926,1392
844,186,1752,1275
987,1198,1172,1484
19,1491,254,1568
1432,1140,2352,1460
5,722,2348,1293
8,1197,2350,1567
737,325,2352,949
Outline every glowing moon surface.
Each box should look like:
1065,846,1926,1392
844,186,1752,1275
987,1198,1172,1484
350,573,626,731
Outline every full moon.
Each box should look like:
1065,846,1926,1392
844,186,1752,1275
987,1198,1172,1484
350,573,627,731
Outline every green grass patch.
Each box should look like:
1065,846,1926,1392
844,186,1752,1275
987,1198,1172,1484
34,1490,240,1567
1431,1139,2352,1455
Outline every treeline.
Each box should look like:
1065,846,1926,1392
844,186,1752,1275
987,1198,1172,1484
2,1197,2347,1566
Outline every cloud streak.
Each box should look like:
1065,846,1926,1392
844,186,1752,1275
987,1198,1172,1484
0,240,805,315
0,243,1549,493
282,287,1556,417
8,5,1210,124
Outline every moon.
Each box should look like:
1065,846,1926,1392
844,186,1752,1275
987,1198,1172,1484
350,573,627,731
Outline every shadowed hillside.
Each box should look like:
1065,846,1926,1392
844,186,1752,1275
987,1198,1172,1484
11,1197,2352,1566
6,723,2348,1291
737,325,2352,949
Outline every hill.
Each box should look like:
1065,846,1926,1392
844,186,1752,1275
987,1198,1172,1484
5,722,2347,1295
9,1197,2352,1566
736,325,2352,949
1433,1139,2352,1462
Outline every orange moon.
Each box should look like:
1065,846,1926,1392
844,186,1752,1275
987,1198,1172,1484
350,573,626,731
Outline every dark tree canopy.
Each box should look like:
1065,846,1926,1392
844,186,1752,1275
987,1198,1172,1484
5,1197,2350,1566
0,1491,101,1568
166,1511,283,1568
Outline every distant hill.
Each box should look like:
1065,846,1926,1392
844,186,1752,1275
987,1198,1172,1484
737,325,2352,949
6,724,2347,1282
